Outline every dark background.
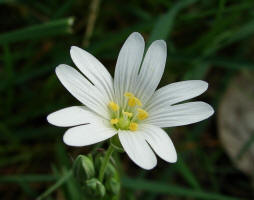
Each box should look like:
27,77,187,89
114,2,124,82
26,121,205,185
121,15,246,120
1,0,254,199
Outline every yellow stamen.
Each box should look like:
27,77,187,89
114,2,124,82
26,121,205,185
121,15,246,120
124,92,134,98
123,111,133,118
110,118,119,125
137,108,149,120
108,101,119,111
128,96,136,107
129,122,138,131
135,98,142,106
124,92,142,107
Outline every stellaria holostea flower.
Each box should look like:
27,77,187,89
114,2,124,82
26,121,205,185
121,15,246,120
47,32,214,170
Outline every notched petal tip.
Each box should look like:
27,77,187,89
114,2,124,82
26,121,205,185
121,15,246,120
142,164,156,170
196,80,209,91
63,131,75,146
46,113,55,125
55,64,69,74
208,103,215,116
63,129,86,147
128,32,144,44
170,151,177,163
46,111,72,128
70,46,80,55
151,40,167,51
199,101,215,118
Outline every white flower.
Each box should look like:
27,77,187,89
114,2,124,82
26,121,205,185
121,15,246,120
47,32,214,170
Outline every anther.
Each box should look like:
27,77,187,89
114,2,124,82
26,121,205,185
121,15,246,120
137,108,148,120
124,92,142,107
110,118,119,125
129,122,138,131
122,111,133,118
108,101,119,111
124,92,134,98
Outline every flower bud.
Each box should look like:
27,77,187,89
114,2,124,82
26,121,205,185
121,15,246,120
86,178,106,197
73,155,95,184
106,177,121,195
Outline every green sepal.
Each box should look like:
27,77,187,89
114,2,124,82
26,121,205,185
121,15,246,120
73,155,95,184
105,177,121,195
86,178,106,197
110,135,124,153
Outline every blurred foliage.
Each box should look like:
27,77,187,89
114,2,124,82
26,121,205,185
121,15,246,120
1,0,254,199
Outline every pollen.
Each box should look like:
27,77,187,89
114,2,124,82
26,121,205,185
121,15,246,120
110,118,119,125
128,96,137,107
124,92,142,107
124,92,134,98
137,108,149,120
108,101,119,111
129,122,138,131
135,98,142,106
123,111,133,118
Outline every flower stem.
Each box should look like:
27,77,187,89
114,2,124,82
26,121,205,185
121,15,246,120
36,170,72,200
98,144,114,182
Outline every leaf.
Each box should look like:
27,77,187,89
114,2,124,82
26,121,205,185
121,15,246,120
122,177,241,200
148,0,197,44
0,17,74,44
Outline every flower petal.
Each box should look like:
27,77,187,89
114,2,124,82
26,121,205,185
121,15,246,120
55,64,110,119
146,80,208,113
70,46,114,101
118,130,157,170
140,124,177,163
114,32,145,106
145,101,214,128
47,106,102,127
63,123,116,146
135,40,167,105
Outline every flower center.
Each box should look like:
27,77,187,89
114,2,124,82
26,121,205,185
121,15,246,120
108,92,148,131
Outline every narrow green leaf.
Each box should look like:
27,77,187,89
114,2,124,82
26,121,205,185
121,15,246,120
122,177,242,200
148,0,197,44
176,156,201,190
0,175,57,182
0,17,74,44
36,170,73,200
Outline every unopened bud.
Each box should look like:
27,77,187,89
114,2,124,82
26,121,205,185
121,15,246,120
106,177,121,195
86,178,106,197
73,155,95,184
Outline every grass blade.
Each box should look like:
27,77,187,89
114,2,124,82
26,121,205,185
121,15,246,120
0,18,74,44
148,0,197,44
122,177,242,200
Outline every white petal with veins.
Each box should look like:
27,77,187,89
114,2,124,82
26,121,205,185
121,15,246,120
135,40,167,105
146,80,208,112
70,46,114,101
145,101,214,128
55,64,110,119
114,32,145,107
47,106,102,127
141,124,177,163
63,123,116,146
118,130,157,170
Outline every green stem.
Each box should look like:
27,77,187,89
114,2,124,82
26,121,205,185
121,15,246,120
98,145,114,182
36,170,72,200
